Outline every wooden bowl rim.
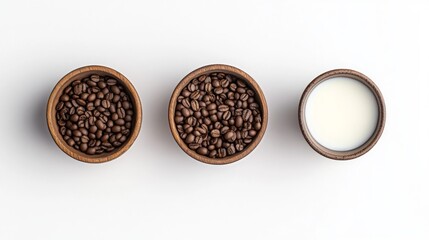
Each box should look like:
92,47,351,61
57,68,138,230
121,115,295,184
168,64,268,165
46,65,142,163
298,69,386,160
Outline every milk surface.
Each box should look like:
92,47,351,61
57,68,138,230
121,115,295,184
305,77,379,151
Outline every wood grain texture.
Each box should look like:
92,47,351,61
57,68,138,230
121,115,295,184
168,64,268,165
46,65,142,163
298,69,386,160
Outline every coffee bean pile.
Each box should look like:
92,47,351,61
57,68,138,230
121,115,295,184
56,75,134,155
174,72,263,158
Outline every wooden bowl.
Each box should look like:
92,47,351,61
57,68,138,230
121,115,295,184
298,69,386,160
168,64,268,165
47,65,142,163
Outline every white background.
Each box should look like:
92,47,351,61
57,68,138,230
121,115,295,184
0,0,428,239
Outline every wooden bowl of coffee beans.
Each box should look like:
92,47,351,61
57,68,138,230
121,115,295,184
169,64,268,165
47,65,142,163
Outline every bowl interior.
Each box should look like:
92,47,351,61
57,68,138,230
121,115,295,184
169,64,268,165
47,66,141,163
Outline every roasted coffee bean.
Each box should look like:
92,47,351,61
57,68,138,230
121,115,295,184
118,108,126,119
122,101,130,110
221,79,230,88
105,92,114,101
190,91,200,100
74,84,83,95
79,127,88,136
81,92,89,100
95,130,103,139
115,119,125,126
77,120,85,128
207,103,216,111
70,123,79,131
249,130,257,137
81,135,90,143
97,106,106,112
107,120,114,128
185,134,195,144
218,148,227,158
94,99,101,107
197,147,208,155
98,81,106,89
97,92,105,99
119,135,127,142
56,74,134,155
122,129,130,136
58,120,66,127
69,107,77,115
218,105,229,112
112,94,121,103
91,75,100,82
111,85,120,94
182,99,190,108
112,125,121,133
80,143,88,152
188,143,199,150
107,79,117,85
67,138,75,147
186,116,197,126
214,87,223,94
240,93,249,101
64,86,72,94
188,83,197,92
87,80,97,87
87,147,96,155
249,103,259,110
70,114,79,122
235,115,243,128
211,129,221,138
60,126,66,135
76,106,85,115
88,93,96,102
175,71,263,159
60,94,69,102
95,120,105,130
71,99,79,108
64,102,72,109
224,131,236,142
243,109,252,121
100,134,109,143
87,102,95,111
222,111,232,120
227,144,236,155
190,100,199,111
56,102,64,111
73,129,83,137
204,82,212,92
76,99,86,106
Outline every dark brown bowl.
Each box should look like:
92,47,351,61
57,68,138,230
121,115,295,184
47,65,142,163
298,69,386,160
168,64,268,165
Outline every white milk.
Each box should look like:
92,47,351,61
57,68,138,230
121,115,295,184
305,77,379,151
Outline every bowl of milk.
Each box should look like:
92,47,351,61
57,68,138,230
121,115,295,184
299,69,386,160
